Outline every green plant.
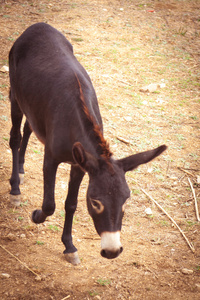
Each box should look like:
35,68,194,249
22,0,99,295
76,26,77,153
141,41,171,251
48,224,59,231
60,210,65,219
36,240,44,245
20,200,28,207
88,290,99,296
0,116,8,121
195,265,200,272
32,148,41,154
97,278,111,286
71,37,84,42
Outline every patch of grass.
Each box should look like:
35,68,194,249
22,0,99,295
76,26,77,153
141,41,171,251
48,225,59,232
0,115,8,121
31,148,41,154
88,290,99,297
132,189,140,195
186,220,197,227
71,37,84,42
20,200,28,207
158,220,169,227
36,240,44,245
8,209,19,214
190,115,198,120
195,265,200,273
18,216,24,221
0,93,7,102
60,210,65,219
97,278,111,286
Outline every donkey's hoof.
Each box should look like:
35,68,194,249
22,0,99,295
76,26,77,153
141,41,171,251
32,209,46,224
10,194,21,207
19,173,24,185
64,251,81,265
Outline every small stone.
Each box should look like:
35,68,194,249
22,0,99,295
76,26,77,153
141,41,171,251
6,233,16,241
160,83,166,88
195,284,200,291
181,268,193,275
0,65,9,73
1,273,10,278
35,275,42,281
124,116,132,122
140,83,158,93
145,207,152,215
20,234,26,239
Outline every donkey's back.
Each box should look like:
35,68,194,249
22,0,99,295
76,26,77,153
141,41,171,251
9,22,102,162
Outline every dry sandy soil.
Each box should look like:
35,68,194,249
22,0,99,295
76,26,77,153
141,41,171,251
0,0,200,299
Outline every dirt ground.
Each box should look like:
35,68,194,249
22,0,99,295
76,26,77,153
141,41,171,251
0,0,200,299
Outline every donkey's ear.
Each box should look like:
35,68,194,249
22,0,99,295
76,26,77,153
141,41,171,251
72,142,98,173
118,145,167,173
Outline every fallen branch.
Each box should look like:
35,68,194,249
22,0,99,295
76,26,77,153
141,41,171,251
116,136,131,145
61,296,71,300
141,188,195,253
188,177,200,222
0,244,40,277
178,167,195,177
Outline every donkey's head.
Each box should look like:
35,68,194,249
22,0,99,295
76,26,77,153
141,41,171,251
72,142,167,259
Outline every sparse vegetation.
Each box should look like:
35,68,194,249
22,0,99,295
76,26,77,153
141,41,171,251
0,0,199,299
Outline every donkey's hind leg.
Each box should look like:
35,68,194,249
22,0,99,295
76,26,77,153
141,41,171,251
18,119,32,184
9,92,23,206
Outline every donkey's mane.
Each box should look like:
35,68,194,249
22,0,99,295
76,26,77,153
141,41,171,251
75,74,113,161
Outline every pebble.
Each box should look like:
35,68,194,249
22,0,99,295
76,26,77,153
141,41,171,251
124,116,132,122
35,275,42,281
181,268,193,275
140,82,166,93
195,284,200,291
140,83,158,93
6,233,16,241
1,273,10,279
0,65,9,73
145,207,152,215
20,234,26,239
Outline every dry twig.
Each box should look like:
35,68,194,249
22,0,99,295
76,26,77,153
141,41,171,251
178,167,195,177
141,188,195,253
188,177,200,222
0,244,40,277
61,295,71,300
116,136,131,145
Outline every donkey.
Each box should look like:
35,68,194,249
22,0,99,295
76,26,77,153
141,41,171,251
9,23,167,265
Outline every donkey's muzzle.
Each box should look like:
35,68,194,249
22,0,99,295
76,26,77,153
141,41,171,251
101,246,123,259
100,231,123,259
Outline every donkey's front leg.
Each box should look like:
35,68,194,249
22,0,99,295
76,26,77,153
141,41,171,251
62,165,85,265
32,150,58,224
9,98,23,206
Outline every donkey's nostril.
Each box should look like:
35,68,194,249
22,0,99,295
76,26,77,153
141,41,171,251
101,249,107,258
101,247,123,259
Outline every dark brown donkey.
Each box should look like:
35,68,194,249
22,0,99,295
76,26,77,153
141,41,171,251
9,23,167,265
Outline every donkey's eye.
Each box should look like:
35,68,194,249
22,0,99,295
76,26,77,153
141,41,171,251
90,198,104,214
